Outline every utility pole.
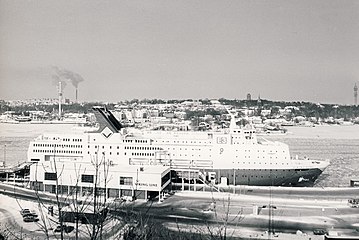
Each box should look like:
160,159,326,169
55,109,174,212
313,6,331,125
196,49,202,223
354,83,358,106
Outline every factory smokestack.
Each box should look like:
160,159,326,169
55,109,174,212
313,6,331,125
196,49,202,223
58,81,62,118
355,83,358,106
51,66,84,103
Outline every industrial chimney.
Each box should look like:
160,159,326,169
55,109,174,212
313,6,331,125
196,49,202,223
354,83,358,106
75,87,78,103
58,81,62,118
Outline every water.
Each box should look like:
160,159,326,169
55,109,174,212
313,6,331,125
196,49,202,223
1,123,358,187
266,125,359,187
0,123,84,166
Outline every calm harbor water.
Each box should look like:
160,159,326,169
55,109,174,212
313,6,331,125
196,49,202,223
266,125,359,187
0,123,358,187
0,123,85,166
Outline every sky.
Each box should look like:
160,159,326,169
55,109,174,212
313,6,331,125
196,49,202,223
0,0,358,104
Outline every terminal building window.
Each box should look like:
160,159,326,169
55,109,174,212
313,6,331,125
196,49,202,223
120,177,133,185
81,174,94,183
44,172,57,181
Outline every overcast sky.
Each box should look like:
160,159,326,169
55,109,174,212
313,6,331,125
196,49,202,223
0,0,358,104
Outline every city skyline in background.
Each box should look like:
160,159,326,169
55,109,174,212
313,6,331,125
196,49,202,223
0,1,358,104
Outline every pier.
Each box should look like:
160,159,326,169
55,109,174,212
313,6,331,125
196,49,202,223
0,161,32,182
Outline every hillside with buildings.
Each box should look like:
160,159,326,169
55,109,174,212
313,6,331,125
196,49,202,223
1,98,359,130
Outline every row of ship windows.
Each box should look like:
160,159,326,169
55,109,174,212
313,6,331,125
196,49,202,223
232,131,255,135
241,175,285,179
89,145,120,149
124,139,148,143
87,146,206,152
87,151,122,155
235,161,289,165
34,149,82,154
241,150,285,153
34,144,82,148
173,140,208,144
233,142,256,145
232,137,256,140
132,152,155,156
169,148,205,151
244,131,255,134
155,140,207,144
125,146,161,150
87,146,162,151
62,138,82,142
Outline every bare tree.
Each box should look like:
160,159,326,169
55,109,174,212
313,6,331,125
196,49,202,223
52,152,65,240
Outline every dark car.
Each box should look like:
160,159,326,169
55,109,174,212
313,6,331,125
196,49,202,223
23,215,39,222
313,229,328,235
20,209,31,216
54,225,74,233
22,210,38,218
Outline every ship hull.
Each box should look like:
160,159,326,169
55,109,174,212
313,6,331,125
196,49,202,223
176,168,323,187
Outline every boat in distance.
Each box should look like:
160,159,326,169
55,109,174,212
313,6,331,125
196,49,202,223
27,107,329,187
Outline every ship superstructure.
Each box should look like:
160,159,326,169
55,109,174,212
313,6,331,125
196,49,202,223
28,107,329,193
134,117,329,186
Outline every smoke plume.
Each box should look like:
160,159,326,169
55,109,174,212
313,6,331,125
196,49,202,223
51,66,84,88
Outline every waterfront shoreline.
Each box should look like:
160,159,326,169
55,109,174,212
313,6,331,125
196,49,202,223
1,123,359,187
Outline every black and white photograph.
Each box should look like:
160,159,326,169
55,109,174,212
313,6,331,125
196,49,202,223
0,1,359,239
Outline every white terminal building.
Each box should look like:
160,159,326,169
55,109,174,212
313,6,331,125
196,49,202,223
28,107,171,201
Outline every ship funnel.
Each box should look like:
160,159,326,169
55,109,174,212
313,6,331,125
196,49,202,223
92,106,123,133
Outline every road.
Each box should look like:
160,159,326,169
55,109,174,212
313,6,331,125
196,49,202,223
115,186,359,237
1,182,359,239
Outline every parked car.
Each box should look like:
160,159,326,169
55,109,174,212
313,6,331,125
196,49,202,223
54,225,74,233
23,215,39,222
20,209,31,216
30,210,38,217
313,229,328,235
22,210,38,218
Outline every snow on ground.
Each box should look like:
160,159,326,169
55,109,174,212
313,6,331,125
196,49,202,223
0,194,45,230
164,222,325,240
0,194,123,239
176,190,349,208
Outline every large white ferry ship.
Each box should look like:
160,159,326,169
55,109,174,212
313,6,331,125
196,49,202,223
27,107,329,189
